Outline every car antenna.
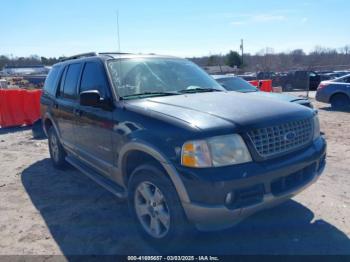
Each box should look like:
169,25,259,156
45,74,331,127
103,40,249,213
116,10,121,52
116,9,124,101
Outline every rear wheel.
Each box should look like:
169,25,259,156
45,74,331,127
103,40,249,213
128,164,193,251
331,94,350,109
48,127,67,168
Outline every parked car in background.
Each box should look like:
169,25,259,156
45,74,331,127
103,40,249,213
321,72,350,80
281,71,324,91
316,74,350,109
236,74,257,81
41,52,326,249
213,75,313,108
257,71,276,80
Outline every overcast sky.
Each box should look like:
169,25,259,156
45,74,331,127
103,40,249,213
1,0,350,57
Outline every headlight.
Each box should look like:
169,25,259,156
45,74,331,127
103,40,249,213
313,114,321,140
181,134,252,168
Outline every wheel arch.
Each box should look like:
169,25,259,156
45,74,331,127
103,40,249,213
119,142,190,203
330,92,350,102
43,113,60,138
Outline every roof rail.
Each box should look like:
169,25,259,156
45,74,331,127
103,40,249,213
99,52,132,57
99,52,131,54
60,52,98,62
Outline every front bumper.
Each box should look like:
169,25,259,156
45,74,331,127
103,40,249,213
180,137,327,231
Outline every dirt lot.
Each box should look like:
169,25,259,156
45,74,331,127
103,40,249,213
1,95,350,255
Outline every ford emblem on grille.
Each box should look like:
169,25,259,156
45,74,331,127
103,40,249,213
284,131,297,141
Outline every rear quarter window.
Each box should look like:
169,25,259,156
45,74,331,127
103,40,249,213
43,66,62,96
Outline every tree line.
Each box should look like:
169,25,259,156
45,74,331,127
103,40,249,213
0,55,63,69
1,45,350,73
190,45,350,72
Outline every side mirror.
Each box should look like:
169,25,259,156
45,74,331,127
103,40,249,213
80,90,101,107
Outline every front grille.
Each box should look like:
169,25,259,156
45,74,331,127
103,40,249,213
248,118,313,159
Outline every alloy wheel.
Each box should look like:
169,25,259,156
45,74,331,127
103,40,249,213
134,181,171,238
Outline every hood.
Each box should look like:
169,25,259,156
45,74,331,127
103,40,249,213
126,92,313,131
246,91,308,103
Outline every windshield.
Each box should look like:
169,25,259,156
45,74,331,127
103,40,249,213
216,77,258,93
107,58,224,99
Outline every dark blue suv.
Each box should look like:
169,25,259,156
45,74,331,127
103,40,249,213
41,52,326,247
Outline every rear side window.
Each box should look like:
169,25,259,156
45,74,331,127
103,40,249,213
61,63,82,100
80,62,109,98
43,66,61,96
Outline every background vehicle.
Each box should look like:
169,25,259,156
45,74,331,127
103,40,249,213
213,75,313,108
41,52,326,249
316,74,350,109
281,71,324,91
256,71,276,80
236,74,257,81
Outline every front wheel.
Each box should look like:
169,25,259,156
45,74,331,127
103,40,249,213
128,164,193,250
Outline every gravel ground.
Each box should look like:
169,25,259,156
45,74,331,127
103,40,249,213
0,96,349,255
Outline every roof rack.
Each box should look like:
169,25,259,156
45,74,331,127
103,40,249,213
60,52,98,62
99,52,131,55
98,52,132,58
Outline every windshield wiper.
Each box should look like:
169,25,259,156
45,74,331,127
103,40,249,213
178,87,223,94
121,91,180,100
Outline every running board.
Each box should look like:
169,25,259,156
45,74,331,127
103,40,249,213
66,155,127,199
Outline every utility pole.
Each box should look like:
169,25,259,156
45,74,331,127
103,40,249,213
240,39,244,66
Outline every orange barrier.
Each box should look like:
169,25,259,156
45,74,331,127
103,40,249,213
0,89,42,128
259,80,273,92
23,90,42,125
249,80,273,92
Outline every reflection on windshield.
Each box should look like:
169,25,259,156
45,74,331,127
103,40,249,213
218,77,258,93
108,58,224,99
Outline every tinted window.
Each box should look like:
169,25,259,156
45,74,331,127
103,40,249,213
43,66,61,96
62,63,82,99
332,74,350,83
80,62,109,98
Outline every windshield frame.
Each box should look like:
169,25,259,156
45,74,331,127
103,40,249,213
106,57,225,100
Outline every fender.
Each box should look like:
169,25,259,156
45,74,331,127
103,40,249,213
118,141,191,203
43,112,61,139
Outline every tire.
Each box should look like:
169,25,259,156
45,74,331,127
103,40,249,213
330,94,350,110
32,119,46,139
128,164,193,251
48,127,67,169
